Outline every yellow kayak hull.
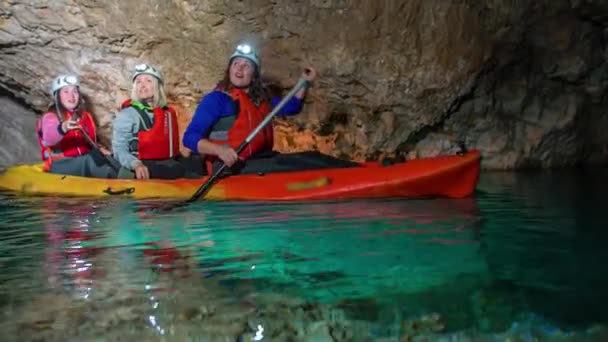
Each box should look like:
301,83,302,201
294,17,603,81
0,151,481,201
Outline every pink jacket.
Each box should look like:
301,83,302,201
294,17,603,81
39,112,64,146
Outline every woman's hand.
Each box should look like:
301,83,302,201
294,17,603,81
61,119,80,133
215,145,239,167
295,66,317,99
133,162,150,180
99,146,112,156
302,67,317,82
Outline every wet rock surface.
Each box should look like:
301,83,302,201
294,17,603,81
0,93,39,168
0,232,605,341
1,1,608,169
3,283,608,342
0,247,605,342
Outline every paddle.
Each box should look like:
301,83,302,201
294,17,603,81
150,76,310,213
184,77,310,204
77,126,121,173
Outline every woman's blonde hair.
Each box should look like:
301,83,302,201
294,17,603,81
130,75,167,108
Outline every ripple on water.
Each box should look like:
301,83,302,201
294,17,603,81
0,168,607,340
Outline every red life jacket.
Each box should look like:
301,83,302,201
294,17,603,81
121,99,180,160
36,111,96,171
208,89,273,160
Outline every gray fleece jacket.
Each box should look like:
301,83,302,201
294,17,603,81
111,106,155,170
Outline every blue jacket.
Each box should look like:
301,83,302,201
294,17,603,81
182,90,303,153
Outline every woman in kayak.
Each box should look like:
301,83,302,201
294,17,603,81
183,43,358,175
36,74,118,178
112,64,205,180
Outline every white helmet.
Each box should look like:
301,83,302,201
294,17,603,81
132,63,163,84
51,74,80,95
229,43,260,69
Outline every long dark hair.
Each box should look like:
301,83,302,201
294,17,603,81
216,66,270,106
46,91,84,121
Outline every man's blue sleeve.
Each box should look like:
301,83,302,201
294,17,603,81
182,92,230,152
272,96,303,117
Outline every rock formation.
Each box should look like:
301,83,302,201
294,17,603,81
1,0,607,169
0,92,40,168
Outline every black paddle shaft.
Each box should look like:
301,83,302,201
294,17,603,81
186,77,310,203
77,127,121,172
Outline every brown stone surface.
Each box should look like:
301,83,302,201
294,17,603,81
0,94,39,168
1,0,607,169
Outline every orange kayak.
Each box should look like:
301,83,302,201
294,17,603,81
0,150,481,201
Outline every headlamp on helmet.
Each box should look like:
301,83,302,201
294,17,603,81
132,63,163,84
51,74,80,95
229,43,260,69
237,44,252,54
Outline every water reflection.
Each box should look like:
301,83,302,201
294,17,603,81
477,168,608,328
43,202,110,301
1,166,607,339
122,198,487,304
7,195,488,306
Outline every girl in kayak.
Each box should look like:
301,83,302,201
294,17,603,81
36,74,118,178
112,64,205,180
182,43,335,175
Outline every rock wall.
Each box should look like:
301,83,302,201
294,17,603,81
440,0,608,169
0,0,607,169
0,92,39,168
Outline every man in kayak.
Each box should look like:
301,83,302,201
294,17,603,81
36,74,118,178
112,64,206,179
182,43,359,175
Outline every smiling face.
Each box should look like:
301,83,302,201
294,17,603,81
58,86,80,111
229,57,255,89
134,74,157,103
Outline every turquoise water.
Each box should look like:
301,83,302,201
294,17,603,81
0,167,607,340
